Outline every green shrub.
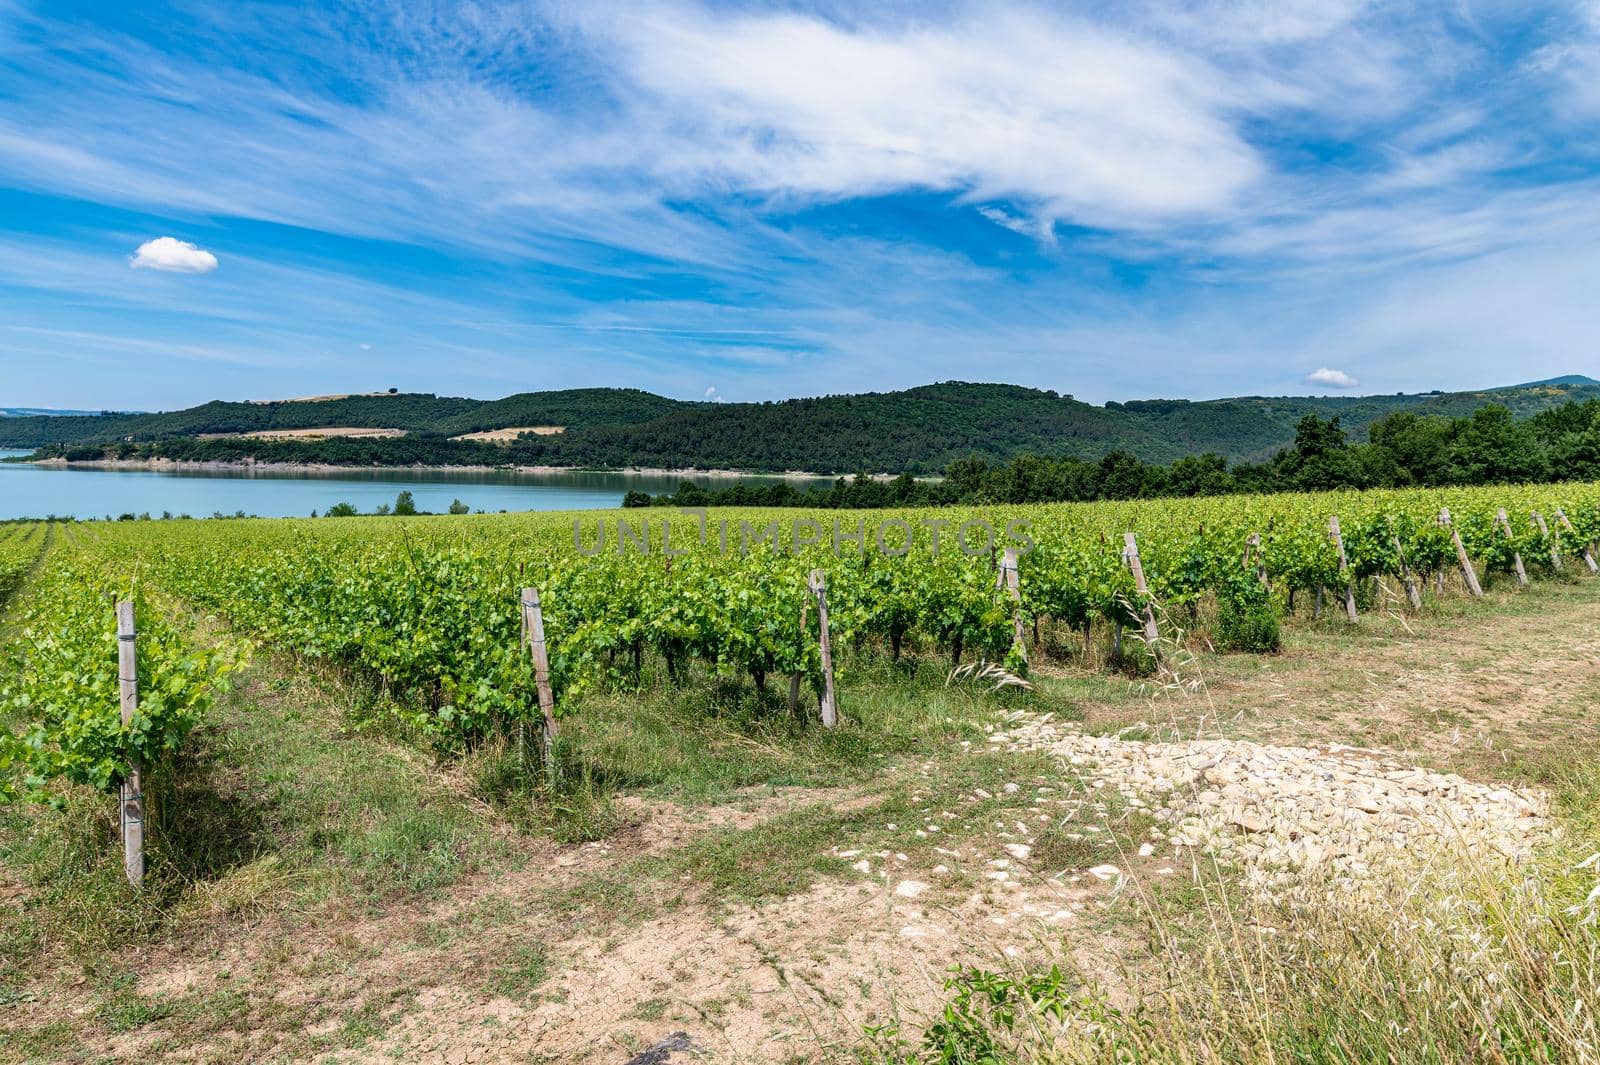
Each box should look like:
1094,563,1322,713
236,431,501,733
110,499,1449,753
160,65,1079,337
1214,576,1280,653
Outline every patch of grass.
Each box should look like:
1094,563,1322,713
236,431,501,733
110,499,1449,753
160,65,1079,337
1030,805,1157,873
557,655,1011,804
97,987,174,1033
466,741,625,843
0,1018,76,1058
629,997,669,1021
0,660,505,976
486,943,552,1001
336,1000,386,1046
0,799,168,966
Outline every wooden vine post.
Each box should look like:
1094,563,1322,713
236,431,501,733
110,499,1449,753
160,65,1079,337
519,588,559,777
1328,515,1359,622
1243,533,1267,585
1532,511,1560,570
115,600,144,890
1554,508,1599,574
1438,508,1484,597
1390,532,1423,611
997,547,1027,667
1495,508,1529,586
1121,533,1161,650
807,570,839,728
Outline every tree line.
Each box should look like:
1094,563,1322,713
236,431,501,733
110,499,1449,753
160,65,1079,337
624,400,1600,509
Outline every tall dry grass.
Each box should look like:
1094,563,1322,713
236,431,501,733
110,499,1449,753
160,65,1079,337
866,766,1600,1065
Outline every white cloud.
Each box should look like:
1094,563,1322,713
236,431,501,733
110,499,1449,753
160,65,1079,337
129,236,218,274
359,342,372,350
1307,367,1359,388
586,6,1263,229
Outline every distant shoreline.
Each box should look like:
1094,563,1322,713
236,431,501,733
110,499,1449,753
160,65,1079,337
21,456,899,481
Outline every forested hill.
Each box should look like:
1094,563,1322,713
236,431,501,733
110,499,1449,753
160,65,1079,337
5,377,1598,472
0,389,677,448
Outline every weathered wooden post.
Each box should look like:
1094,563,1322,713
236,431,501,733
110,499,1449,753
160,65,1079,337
1495,508,1529,587
1243,533,1267,585
1390,533,1423,610
998,547,1027,667
1554,508,1599,574
116,600,144,890
1532,511,1560,570
807,570,838,728
1438,508,1484,597
1329,515,1359,622
520,588,558,777
1121,533,1161,649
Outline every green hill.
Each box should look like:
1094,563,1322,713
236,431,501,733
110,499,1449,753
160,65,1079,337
5,376,1597,472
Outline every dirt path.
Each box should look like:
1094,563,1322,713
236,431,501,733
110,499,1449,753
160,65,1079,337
1067,580,1600,782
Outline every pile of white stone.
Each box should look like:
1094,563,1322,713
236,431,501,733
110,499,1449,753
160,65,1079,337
986,712,1546,888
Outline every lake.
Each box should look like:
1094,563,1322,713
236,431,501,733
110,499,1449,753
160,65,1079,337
0,451,834,520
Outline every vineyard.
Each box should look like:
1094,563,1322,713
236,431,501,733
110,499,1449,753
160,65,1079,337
5,483,1600,1061
3,482,1599,811
0,522,47,607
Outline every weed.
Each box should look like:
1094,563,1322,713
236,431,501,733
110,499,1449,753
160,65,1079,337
97,988,174,1033
1030,808,1156,873
629,997,669,1021
487,943,552,1001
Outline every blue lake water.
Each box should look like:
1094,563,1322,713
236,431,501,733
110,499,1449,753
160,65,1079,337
0,451,832,520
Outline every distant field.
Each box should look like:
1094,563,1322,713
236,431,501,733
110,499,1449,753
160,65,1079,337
451,425,566,442
244,391,398,404
196,426,407,440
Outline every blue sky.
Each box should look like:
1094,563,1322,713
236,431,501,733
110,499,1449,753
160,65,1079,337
2,0,1599,410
